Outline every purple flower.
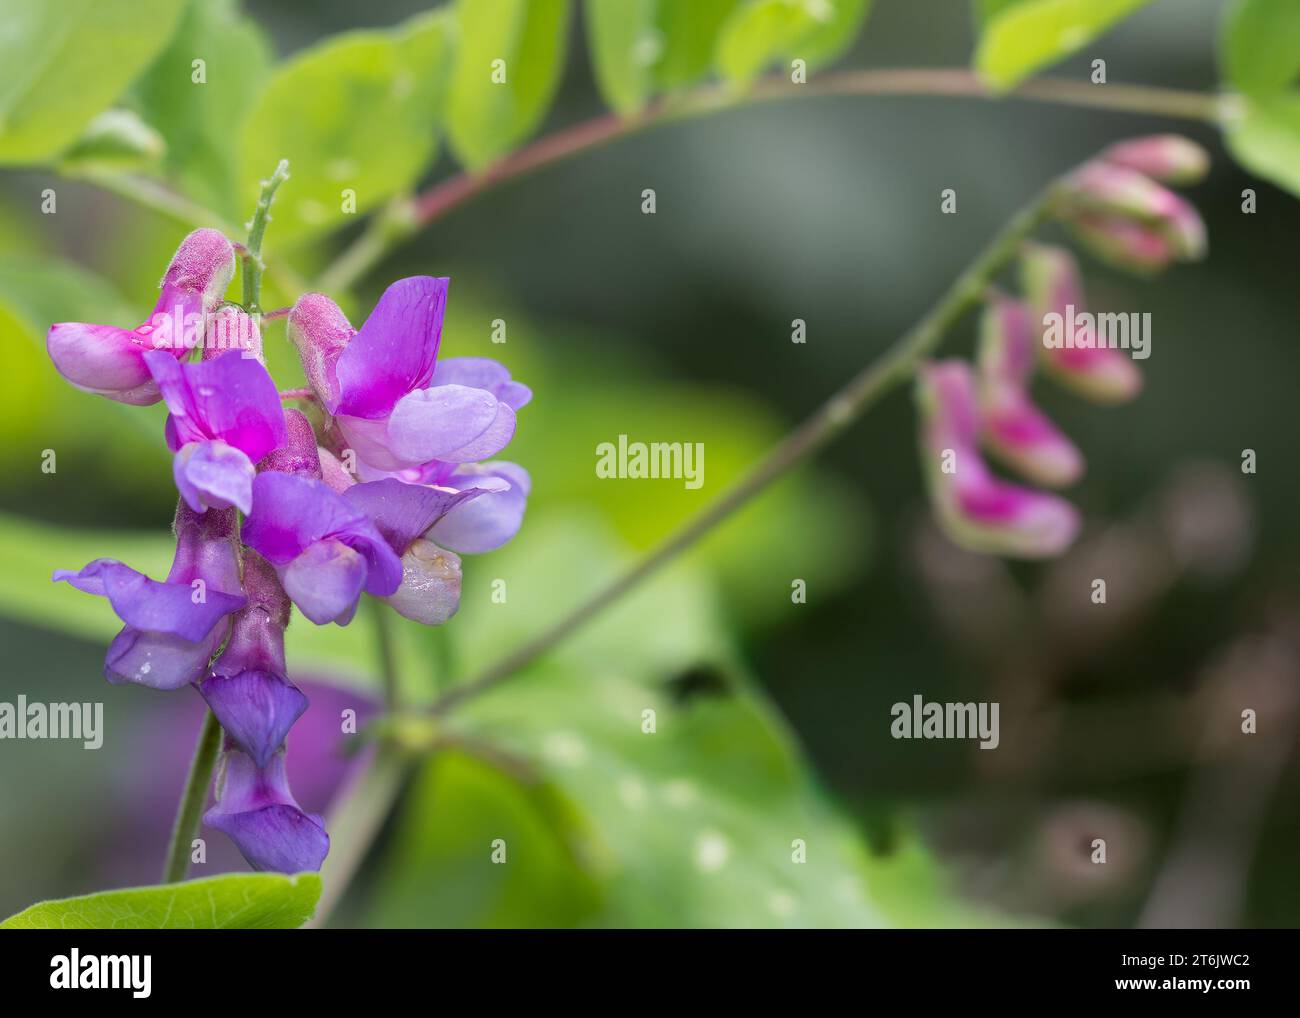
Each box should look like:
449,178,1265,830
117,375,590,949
338,462,530,623
916,360,1080,559
242,471,403,625
1021,243,1143,403
976,293,1084,488
53,504,246,688
338,476,487,625
358,459,531,554
198,551,306,769
199,549,322,873
288,278,531,470
204,742,329,874
145,337,287,515
46,229,235,404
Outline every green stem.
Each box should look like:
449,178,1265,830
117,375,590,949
427,191,1053,717
305,746,411,928
161,709,222,883
316,196,418,294
317,68,1220,292
241,159,291,314
369,596,401,709
81,171,235,231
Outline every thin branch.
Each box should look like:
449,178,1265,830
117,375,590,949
317,68,1221,292
79,169,312,302
241,160,291,315
427,191,1054,717
161,709,222,883
369,595,401,710
305,746,411,928
79,171,235,232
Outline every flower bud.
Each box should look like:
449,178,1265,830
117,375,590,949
1055,162,1206,264
1101,134,1210,185
1020,243,1143,403
1065,213,1177,275
976,295,1084,488
916,360,1080,559
46,229,235,404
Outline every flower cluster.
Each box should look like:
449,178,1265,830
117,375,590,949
48,233,530,873
915,135,1208,558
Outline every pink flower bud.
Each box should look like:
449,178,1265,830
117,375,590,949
916,360,1080,559
976,295,1084,488
46,229,235,404
286,292,354,411
1066,212,1176,275
1055,162,1206,264
1101,135,1210,185
1020,244,1143,403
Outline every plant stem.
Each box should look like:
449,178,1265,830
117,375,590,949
427,191,1053,717
161,709,222,883
369,596,401,709
81,171,235,231
81,170,311,300
318,69,1220,292
305,746,411,928
241,159,290,314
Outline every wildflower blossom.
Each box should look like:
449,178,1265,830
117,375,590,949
144,315,286,514
53,504,245,689
287,278,530,470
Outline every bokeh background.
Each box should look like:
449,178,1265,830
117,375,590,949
0,0,1297,927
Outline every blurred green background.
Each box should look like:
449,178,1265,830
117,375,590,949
0,0,1297,928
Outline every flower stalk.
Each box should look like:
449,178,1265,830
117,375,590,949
240,159,290,316
161,709,222,883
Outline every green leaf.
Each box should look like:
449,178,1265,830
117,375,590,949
0,0,185,163
371,752,604,927
1,872,322,929
585,0,743,115
57,109,165,174
972,0,1028,29
1224,91,1300,197
974,0,1153,91
446,0,571,169
133,0,273,218
716,0,870,88
585,0,659,117
372,515,884,927
1221,0,1300,96
238,10,454,241
654,0,742,89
